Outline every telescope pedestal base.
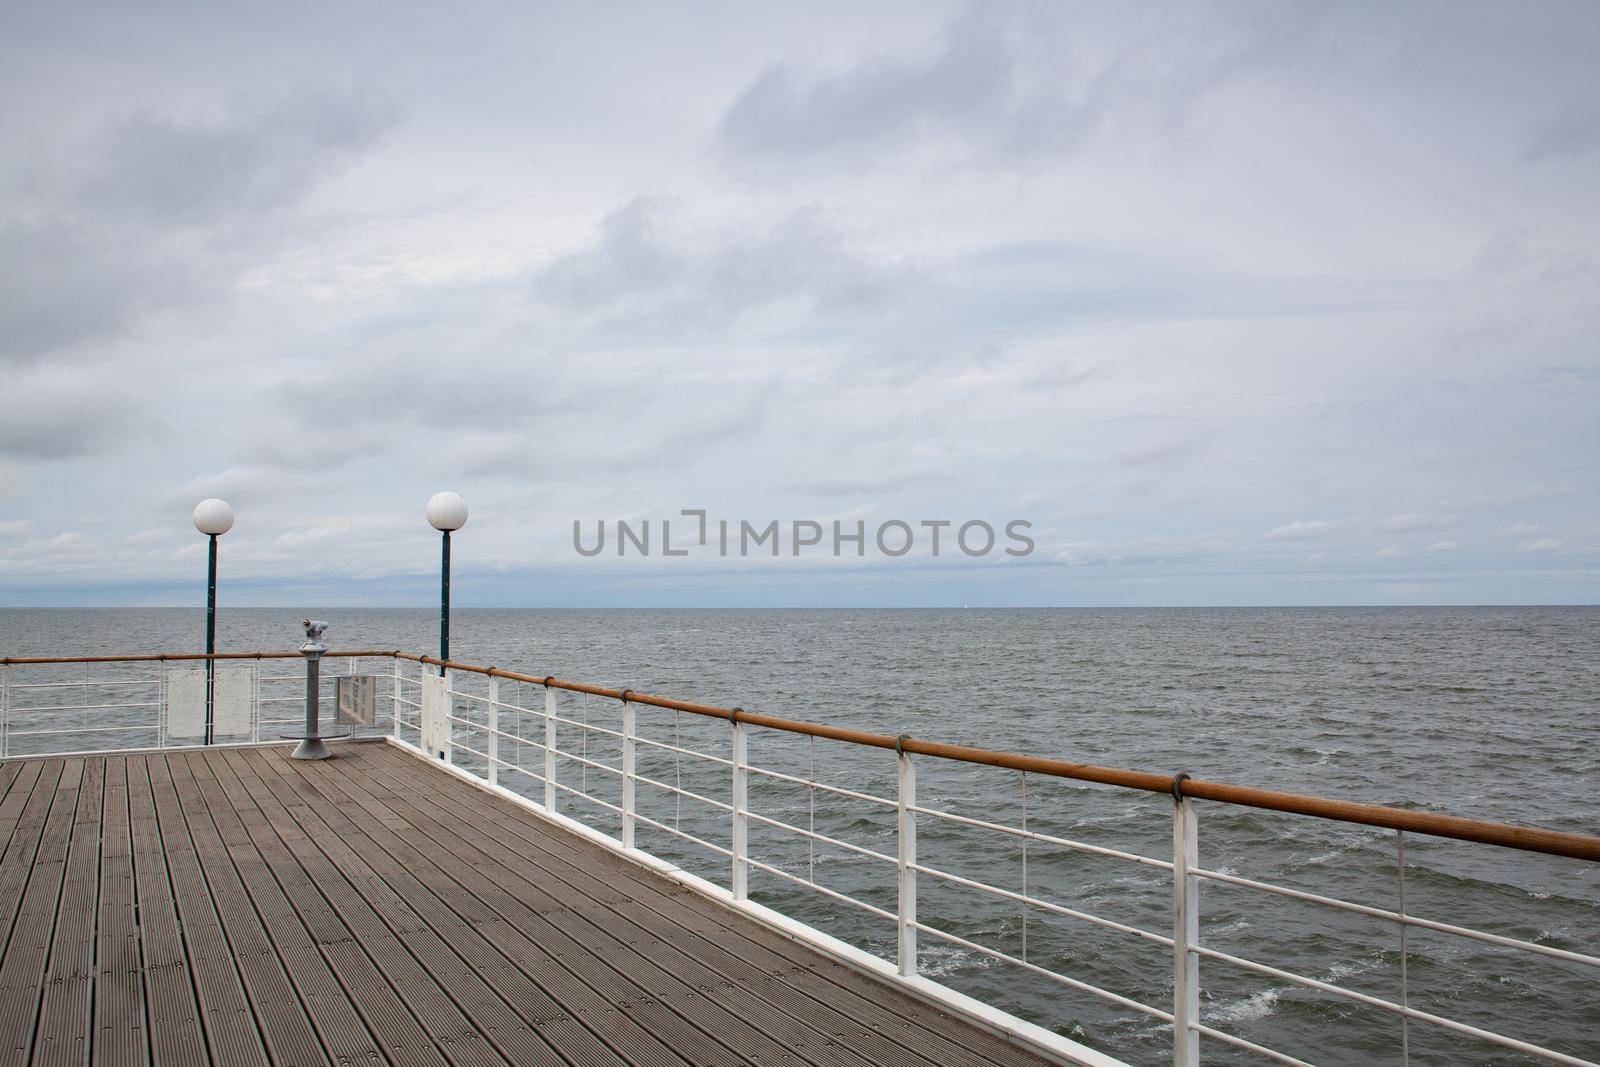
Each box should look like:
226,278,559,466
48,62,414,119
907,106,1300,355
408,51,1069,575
291,737,333,760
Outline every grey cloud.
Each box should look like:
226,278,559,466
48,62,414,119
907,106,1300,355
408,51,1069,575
0,220,182,364
0,369,135,459
718,11,1012,162
1524,109,1600,162
534,200,905,338
0,87,399,371
1379,511,1459,533
713,5,1274,168
80,88,400,228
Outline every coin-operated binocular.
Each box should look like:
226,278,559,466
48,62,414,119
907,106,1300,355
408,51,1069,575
292,619,347,759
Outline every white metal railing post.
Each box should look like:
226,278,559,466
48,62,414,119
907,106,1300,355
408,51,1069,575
443,668,455,765
543,686,557,814
1,664,8,758
1173,778,1200,1067
487,674,500,787
731,709,749,900
620,693,636,849
897,738,918,977
391,657,402,738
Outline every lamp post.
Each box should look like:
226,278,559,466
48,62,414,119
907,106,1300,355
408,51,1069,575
426,492,468,673
192,498,234,745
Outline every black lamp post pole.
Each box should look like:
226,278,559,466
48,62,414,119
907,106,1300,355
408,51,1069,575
205,532,218,745
440,529,451,673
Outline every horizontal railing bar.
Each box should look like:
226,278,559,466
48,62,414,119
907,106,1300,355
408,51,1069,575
9,701,162,713
1194,946,1597,1066
633,733,734,768
546,747,623,779
6,680,159,689
450,719,550,752
1191,1022,1317,1067
913,919,1173,1022
742,855,897,921
1193,866,1600,968
744,763,897,808
396,697,421,710
743,809,897,865
397,652,1600,863
629,810,735,858
910,801,1173,870
547,777,625,816
9,724,160,738
630,770,733,813
446,739,548,784
2,650,395,664
910,861,1174,947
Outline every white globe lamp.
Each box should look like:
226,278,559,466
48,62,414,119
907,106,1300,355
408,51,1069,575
426,491,468,532
192,498,235,536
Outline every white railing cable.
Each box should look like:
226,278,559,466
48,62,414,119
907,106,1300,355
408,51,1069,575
744,808,894,864
909,861,1174,948
911,801,1172,870
631,769,733,814
632,731,733,768
1189,865,1600,969
752,763,897,809
744,853,896,922
1195,945,1596,1066
1190,1023,1317,1067
913,918,1173,1023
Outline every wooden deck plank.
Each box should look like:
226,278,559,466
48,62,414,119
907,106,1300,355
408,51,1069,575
297,752,870,1067
218,749,572,1067
253,749,780,1067
126,756,208,1067
0,759,83,1067
350,753,959,1067
151,758,372,1067
91,758,146,1067
352,743,1044,1067
0,745,1065,1067
255,752,703,1067
192,750,514,1067
34,756,104,1067
143,756,269,1067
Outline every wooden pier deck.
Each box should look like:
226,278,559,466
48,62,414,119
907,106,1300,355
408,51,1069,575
0,741,1053,1066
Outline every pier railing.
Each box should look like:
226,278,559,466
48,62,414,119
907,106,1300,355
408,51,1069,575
0,651,395,757
4,649,1597,1067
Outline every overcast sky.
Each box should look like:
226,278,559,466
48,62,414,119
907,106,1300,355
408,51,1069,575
2,1,1598,607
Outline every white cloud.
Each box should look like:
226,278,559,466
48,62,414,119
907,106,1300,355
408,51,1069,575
1374,545,1407,558
1380,511,1457,532
1426,541,1458,552
1518,538,1563,553
1265,520,1335,541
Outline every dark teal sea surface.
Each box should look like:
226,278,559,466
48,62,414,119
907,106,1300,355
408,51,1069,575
2,607,1596,1064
